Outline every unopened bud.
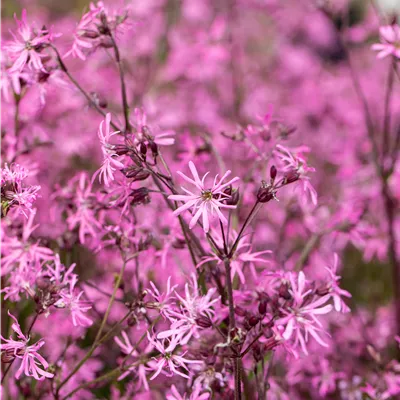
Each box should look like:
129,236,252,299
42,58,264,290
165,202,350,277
248,316,260,327
235,306,246,317
149,141,158,156
114,145,129,156
130,188,150,205
226,189,240,206
257,184,274,203
278,284,291,300
270,165,277,180
82,29,100,39
139,142,147,156
258,298,268,315
283,170,300,185
195,315,212,328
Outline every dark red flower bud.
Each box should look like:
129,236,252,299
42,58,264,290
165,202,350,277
278,283,291,300
226,189,240,206
264,327,273,338
258,298,268,315
114,145,129,156
283,170,300,185
82,29,100,39
195,315,212,328
270,165,277,180
257,185,274,203
139,142,147,156
235,306,246,317
130,188,150,205
248,316,260,327
149,141,158,156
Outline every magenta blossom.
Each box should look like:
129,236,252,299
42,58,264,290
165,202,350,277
167,384,210,400
4,10,55,73
168,161,239,233
0,312,53,380
146,332,202,380
276,271,333,355
92,113,124,186
372,25,400,59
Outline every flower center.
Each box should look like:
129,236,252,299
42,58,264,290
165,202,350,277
201,190,213,201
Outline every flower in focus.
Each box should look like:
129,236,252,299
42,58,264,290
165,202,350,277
372,25,400,59
146,332,202,380
276,271,333,355
0,311,53,380
1,163,41,217
157,274,219,344
92,113,124,186
168,161,239,232
275,144,317,205
147,277,178,319
54,276,93,327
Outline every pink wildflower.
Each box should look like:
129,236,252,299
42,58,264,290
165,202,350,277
168,161,239,233
276,271,333,355
0,312,53,380
92,113,124,186
371,25,400,59
167,384,210,400
4,10,55,73
325,253,351,313
54,276,93,327
146,332,202,380
275,144,317,205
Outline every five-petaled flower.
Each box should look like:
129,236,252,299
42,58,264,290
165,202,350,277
168,161,239,233
0,311,54,380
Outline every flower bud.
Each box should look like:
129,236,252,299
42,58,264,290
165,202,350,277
248,315,260,327
114,145,129,156
82,29,100,39
257,185,274,203
139,142,147,156
278,283,291,300
195,315,212,328
270,165,277,180
258,298,268,315
130,188,150,205
234,306,246,317
225,189,240,206
283,170,300,185
149,141,158,156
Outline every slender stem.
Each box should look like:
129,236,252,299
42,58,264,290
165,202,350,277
382,58,395,159
240,331,263,358
228,201,260,258
56,258,127,393
51,45,120,132
220,220,228,255
109,33,131,133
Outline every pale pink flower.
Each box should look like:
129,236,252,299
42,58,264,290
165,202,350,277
54,276,93,327
197,232,272,283
275,144,317,205
133,108,175,146
168,161,239,233
114,331,151,389
3,10,56,73
372,25,400,59
146,333,202,380
167,384,210,400
147,277,178,319
311,359,345,397
0,312,53,380
157,274,219,344
92,113,124,186
276,271,333,355
325,253,351,313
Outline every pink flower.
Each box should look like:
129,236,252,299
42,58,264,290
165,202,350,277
275,144,317,205
1,163,41,217
167,384,210,400
276,271,333,355
146,332,202,380
92,113,124,186
168,161,239,233
114,331,151,389
157,274,219,344
133,108,175,146
3,10,55,73
325,253,351,313
371,25,400,59
54,276,93,327
147,277,178,319
197,232,272,283
0,311,53,380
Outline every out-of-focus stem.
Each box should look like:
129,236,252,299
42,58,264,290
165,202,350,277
109,33,131,134
51,45,120,132
382,58,395,159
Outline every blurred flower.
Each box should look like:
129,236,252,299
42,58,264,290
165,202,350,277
372,25,400,59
